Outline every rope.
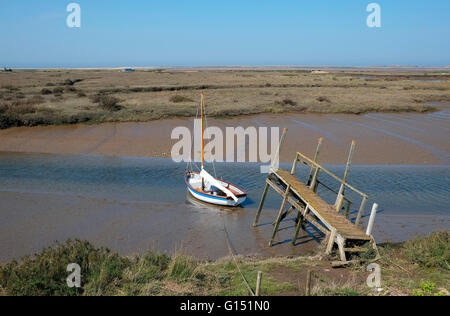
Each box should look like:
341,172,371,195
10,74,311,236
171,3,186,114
223,223,255,296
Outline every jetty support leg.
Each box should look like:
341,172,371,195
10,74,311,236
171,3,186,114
326,228,337,255
335,193,344,213
336,236,347,262
344,200,351,219
310,167,320,192
292,205,309,245
290,153,299,175
269,185,291,247
355,196,368,227
253,182,270,227
275,206,295,225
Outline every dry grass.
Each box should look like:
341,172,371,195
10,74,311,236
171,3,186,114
0,69,448,129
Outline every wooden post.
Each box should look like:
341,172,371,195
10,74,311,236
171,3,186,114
355,196,367,227
305,270,312,296
256,271,263,296
277,206,294,225
336,236,347,262
335,193,344,213
326,227,337,255
290,153,299,175
344,200,351,219
308,138,323,191
366,203,378,236
253,182,270,227
310,167,320,192
292,205,309,245
269,185,291,247
307,138,323,185
270,128,288,172
335,140,355,205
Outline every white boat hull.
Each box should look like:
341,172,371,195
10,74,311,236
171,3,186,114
185,171,247,207
187,186,246,206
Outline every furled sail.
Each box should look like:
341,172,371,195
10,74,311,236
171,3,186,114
200,169,238,202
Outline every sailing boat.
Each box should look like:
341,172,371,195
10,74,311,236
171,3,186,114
185,93,247,207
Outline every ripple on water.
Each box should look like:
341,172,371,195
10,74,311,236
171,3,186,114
0,153,449,216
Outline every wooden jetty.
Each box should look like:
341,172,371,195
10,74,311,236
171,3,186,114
254,132,378,264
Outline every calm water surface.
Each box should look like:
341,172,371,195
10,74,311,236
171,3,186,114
0,152,449,262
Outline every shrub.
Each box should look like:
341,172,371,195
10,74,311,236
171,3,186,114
65,86,77,93
63,79,75,86
91,95,121,111
77,92,86,97
52,87,64,94
0,239,128,296
317,96,331,103
275,99,297,107
170,95,194,103
0,114,21,129
62,79,83,86
0,103,8,114
41,88,52,95
0,96,44,116
412,282,446,296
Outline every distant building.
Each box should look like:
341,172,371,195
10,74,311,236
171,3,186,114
311,70,329,74
121,68,136,73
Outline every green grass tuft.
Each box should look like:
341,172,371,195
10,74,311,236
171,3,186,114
403,231,449,269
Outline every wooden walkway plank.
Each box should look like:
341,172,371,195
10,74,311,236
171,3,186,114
253,137,377,263
273,169,370,241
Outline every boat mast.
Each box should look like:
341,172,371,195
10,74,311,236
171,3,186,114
201,92,204,170
200,92,205,190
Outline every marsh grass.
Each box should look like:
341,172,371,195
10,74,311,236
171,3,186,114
0,69,448,129
169,95,194,103
403,231,449,269
373,231,449,296
0,240,293,296
167,254,198,282
0,232,449,296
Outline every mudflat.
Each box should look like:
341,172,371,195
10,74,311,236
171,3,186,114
0,109,449,164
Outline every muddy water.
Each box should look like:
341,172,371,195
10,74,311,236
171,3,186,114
0,152,449,263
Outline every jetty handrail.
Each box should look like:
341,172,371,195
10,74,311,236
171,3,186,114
295,151,369,199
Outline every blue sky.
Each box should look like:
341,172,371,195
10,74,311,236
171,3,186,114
1,0,449,68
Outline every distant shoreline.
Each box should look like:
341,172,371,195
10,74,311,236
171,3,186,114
5,66,450,74
4,65,450,72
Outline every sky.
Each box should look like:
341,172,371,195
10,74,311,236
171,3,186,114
1,0,449,68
